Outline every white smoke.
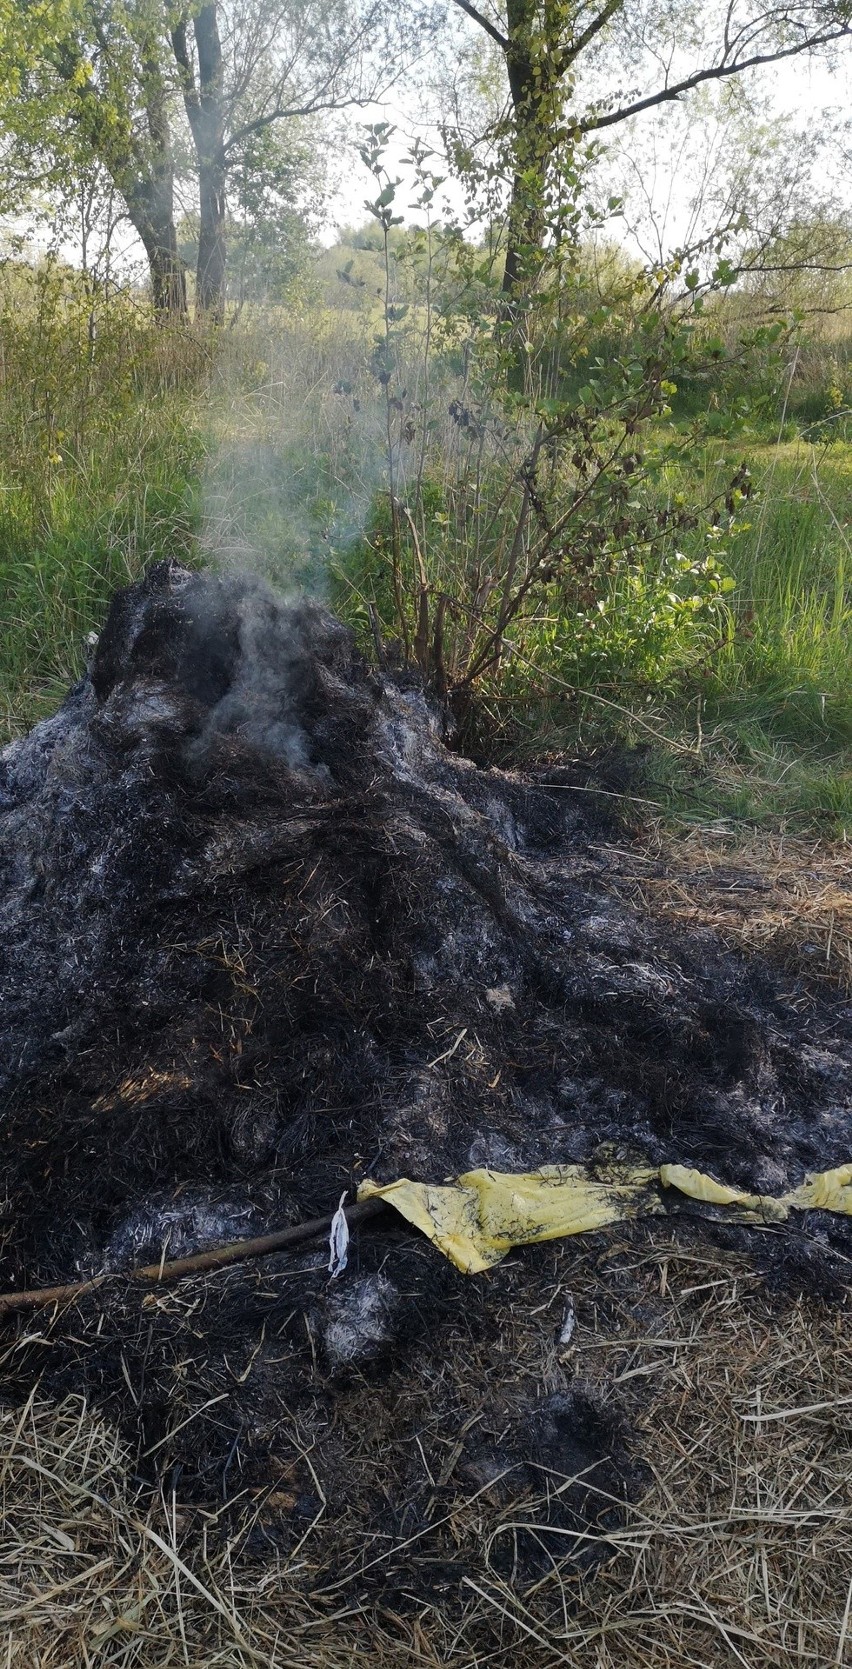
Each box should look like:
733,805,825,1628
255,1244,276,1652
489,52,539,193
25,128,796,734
185,570,321,772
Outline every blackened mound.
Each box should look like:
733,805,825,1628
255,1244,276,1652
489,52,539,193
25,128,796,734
0,562,850,1584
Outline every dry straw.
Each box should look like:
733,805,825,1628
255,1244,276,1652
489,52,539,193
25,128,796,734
614,830,852,995
3,1240,852,1667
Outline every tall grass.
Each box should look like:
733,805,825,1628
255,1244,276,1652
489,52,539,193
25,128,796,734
648,442,852,830
0,262,207,734
708,450,851,748
511,441,852,828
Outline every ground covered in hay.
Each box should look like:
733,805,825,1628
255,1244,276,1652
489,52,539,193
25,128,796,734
1,561,851,1662
4,1244,852,1668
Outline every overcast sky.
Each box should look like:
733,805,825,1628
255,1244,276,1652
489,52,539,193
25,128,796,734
4,26,850,277
322,44,851,253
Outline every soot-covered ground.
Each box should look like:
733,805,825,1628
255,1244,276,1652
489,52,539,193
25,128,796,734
1,561,850,1591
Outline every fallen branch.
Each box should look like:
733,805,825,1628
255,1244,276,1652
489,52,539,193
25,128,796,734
0,1197,388,1317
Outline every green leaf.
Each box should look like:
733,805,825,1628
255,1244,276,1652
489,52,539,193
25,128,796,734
712,258,737,287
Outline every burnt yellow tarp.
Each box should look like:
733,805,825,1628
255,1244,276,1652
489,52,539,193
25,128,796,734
358,1162,852,1274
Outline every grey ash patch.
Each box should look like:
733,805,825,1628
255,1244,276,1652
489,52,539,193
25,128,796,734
102,1189,263,1273
322,1273,402,1370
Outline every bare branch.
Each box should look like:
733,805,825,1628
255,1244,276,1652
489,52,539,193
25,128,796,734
560,0,625,69
224,92,379,152
449,0,509,52
579,25,852,135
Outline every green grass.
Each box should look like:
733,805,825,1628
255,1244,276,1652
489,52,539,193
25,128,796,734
0,278,207,734
0,279,848,835
473,437,851,832
0,409,202,724
706,447,851,745
668,441,852,830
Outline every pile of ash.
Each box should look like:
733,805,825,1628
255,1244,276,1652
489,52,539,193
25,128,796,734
0,560,850,1591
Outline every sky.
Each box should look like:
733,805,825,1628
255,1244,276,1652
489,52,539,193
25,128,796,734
3,20,850,276
321,41,852,253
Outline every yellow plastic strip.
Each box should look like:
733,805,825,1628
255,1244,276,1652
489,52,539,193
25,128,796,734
360,1163,660,1273
358,1160,852,1274
658,1163,788,1222
789,1164,852,1214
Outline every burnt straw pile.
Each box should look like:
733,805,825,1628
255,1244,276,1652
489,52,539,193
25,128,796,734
1,561,851,1596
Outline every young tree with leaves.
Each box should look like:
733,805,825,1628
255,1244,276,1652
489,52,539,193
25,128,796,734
443,0,852,302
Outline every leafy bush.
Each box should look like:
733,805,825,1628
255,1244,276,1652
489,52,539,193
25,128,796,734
537,550,736,690
323,128,770,731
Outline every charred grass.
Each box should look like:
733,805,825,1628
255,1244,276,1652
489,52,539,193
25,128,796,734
4,1236,852,1667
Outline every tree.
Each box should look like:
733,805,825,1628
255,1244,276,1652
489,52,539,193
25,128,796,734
168,0,426,320
606,88,852,323
171,4,225,316
443,0,852,301
0,0,189,314
0,0,420,320
180,120,324,309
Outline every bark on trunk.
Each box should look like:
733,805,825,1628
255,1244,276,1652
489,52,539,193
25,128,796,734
196,154,227,319
501,68,548,299
145,227,189,318
501,153,547,299
172,4,228,324
501,0,551,304
497,0,556,387
500,52,549,387
123,176,187,321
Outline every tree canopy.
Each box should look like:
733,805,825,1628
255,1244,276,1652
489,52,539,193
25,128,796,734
0,0,851,315
0,0,423,315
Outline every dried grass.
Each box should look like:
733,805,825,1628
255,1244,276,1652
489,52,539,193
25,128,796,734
455,1243,852,1668
0,1389,276,1667
611,828,852,994
4,1241,852,1667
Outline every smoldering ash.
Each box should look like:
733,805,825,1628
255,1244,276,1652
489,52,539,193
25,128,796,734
0,560,849,1568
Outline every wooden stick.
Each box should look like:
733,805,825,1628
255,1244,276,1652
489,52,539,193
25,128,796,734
0,1197,388,1317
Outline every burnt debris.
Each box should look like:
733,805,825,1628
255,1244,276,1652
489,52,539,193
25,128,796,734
0,559,850,1588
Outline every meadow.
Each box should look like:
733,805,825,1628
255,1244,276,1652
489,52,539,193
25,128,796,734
0,255,849,837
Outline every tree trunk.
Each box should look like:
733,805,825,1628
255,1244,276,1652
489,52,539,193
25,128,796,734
196,152,227,319
144,225,188,318
123,175,187,321
501,149,548,300
66,41,186,321
137,46,188,320
496,0,559,387
172,4,228,324
501,0,552,303
500,55,548,386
